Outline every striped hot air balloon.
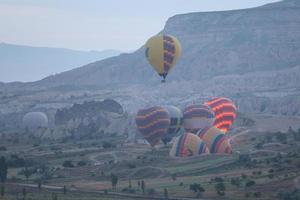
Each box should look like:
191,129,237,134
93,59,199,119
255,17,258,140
170,132,209,157
135,106,170,147
199,126,232,154
145,34,181,82
161,106,183,144
183,104,215,134
205,97,237,133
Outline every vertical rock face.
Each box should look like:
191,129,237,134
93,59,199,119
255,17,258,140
162,0,300,81
54,100,131,138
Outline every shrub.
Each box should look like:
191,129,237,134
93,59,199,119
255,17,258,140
0,146,7,151
77,161,87,166
62,160,74,168
147,188,156,196
245,180,256,187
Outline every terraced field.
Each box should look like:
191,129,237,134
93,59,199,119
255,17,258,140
1,114,300,199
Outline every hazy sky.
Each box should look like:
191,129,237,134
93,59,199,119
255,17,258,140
0,0,280,51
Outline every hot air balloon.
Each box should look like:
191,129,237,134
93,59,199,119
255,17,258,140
135,106,170,147
198,126,232,154
204,97,237,133
183,104,215,134
170,132,209,157
23,112,48,130
145,34,181,82
161,106,183,144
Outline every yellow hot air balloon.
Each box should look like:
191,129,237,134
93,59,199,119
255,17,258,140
145,34,181,82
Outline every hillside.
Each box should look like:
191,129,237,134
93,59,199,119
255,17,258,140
1,0,300,117
0,43,121,82
29,0,300,87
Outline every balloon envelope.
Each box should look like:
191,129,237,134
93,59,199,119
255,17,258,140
205,97,237,133
199,126,232,154
145,34,181,80
161,106,183,144
135,106,170,147
183,104,215,134
23,112,48,129
170,132,209,157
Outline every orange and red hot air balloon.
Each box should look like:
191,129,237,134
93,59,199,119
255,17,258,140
205,97,237,133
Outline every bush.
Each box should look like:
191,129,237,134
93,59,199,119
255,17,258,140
62,160,74,168
7,155,26,168
254,192,262,198
147,188,156,196
127,162,136,169
77,161,87,166
245,180,256,187
214,177,224,182
190,183,205,194
0,146,7,151
102,141,115,149
277,190,300,200
230,178,241,187
122,187,135,194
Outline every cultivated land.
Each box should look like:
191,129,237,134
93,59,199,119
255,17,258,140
0,114,300,200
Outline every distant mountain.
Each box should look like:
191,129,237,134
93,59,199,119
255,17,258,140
0,43,121,82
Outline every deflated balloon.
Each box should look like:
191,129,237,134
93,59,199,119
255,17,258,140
145,34,181,82
161,106,183,144
135,106,170,147
198,126,232,154
183,104,215,134
23,112,48,129
170,132,209,157
205,97,237,133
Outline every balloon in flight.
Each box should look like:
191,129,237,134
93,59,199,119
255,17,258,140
145,34,181,82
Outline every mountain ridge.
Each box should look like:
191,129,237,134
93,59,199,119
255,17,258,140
0,43,121,83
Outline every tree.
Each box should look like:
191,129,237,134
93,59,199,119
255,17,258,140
128,178,132,189
38,181,42,193
63,160,74,168
51,193,58,200
23,166,32,182
171,173,177,181
111,173,118,191
0,156,7,197
246,180,256,187
137,180,141,188
275,132,287,144
164,188,169,199
141,180,145,194
214,177,224,182
0,157,7,183
22,188,27,200
190,183,205,197
231,177,241,187
63,185,67,195
215,182,226,196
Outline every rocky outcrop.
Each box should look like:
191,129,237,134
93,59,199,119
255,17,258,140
54,100,131,139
